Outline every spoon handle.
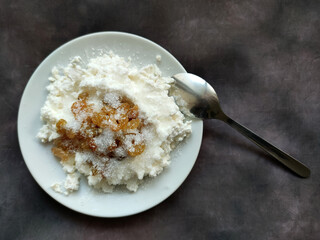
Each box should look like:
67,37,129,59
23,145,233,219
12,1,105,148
221,116,310,178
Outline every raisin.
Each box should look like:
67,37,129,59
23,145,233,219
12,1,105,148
92,112,108,128
125,119,140,130
71,99,92,119
52,147,69,161
117,103,130,114
128,105,139,119
128,143,145,157
102,106,116,115
56,119,67,135
65,129,76,139
108,116,128,131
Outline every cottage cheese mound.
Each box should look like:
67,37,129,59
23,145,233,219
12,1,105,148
38,52,191,194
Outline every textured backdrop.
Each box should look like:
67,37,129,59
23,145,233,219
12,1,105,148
1,0,320,239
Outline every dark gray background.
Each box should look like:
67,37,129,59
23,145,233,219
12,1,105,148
1,0,319,239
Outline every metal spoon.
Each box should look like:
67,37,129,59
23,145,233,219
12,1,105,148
171,73,310,178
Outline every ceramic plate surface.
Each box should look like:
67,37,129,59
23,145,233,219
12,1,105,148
18,32,203,217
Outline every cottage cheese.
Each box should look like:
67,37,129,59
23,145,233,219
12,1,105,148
38,52,191,194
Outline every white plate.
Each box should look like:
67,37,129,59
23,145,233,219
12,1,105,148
18,32,203,217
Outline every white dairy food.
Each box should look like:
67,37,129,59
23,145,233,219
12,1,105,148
38,52,191,194
50,172,80,195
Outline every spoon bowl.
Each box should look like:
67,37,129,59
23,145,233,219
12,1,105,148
172,73,223,119
171,73,310,178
